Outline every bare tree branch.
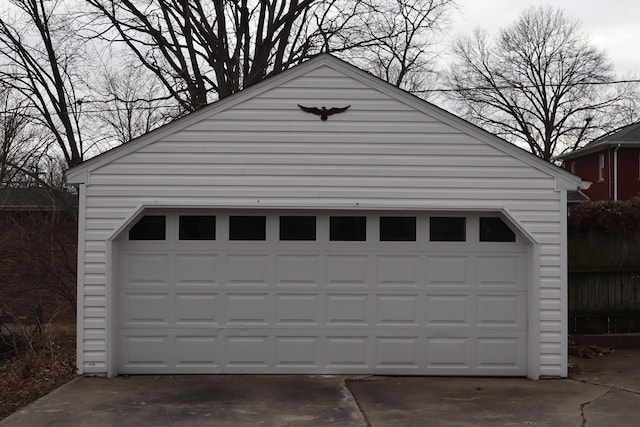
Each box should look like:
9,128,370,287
447,6,638,161
84,0,457,110
0,0,87,168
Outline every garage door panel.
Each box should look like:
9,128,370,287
376,255,421,287
225,336,270,368
375,294,420,326
326,336,369,368
326,294,369,325
275,336,320,368
226,293,270,325
275,294,321,325
175,254,218,286
119,292,171,326
327,255,370,286
426,337,471,369
426,255,472,288
476,336,524,371
276,255,321,286
175,293,219,326
426,295,471,327
477,255,526,289
226,254,271,286
120,333,171,370
476,294,526,328
375,337,420,369
175,335,219,369
121,253,171,286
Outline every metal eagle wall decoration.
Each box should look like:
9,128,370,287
298,104,350,121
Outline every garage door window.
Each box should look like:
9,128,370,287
380,216,416,241
479,217,516,242
330,216,366,241
279,216,316,241
429,217,465,242
179,215,216,240
129,215,166,240
229,216,266,240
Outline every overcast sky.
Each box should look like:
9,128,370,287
445,0,640,76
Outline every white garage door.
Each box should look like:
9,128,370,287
117,211,528,375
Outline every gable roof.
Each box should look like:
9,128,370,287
556,121,640,161
66,54,582,191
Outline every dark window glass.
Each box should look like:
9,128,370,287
229,216,266,240
280,216,316,241
179,215,216,240
479,217,516,242
129,215,166,240
380,216,416,241
429,217,465,242
330,216,366,241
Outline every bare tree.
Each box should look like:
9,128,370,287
1,89,33,186
349,0,455,94
95,65,176,145
0,0,87,168
447,6,637,161
85,0,456,112
0,87,55,187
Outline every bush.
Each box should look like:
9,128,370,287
569,197,640,235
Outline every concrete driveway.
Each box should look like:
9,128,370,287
2,350,639,426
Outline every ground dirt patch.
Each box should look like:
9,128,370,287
568,342,615,375
0,331,76,420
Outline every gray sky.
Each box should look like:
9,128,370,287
446,0,640,76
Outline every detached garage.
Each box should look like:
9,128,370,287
66,54,584,379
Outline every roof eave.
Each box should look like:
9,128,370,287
556,140,640,161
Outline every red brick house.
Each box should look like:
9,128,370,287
0,187,77,325
557,122,640,201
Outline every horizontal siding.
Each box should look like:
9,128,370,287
77,62,568,377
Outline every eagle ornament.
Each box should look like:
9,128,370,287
298,104,350,121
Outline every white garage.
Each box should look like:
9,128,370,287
67,54,584,379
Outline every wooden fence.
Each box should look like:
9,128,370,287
568,232,640,334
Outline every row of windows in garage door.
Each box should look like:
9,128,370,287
128,214,517,243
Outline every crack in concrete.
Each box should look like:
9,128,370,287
572,377,640,395
579,388,614,427
343,378,372,427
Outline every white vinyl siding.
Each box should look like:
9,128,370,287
73,60,573,378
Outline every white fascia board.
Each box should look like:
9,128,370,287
66,169,88,185
555,175,584,191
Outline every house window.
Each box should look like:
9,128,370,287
229,216,266,240
429,217,466,242
179,215,215,240
330,216,366,241
379,216,416,241
598,154,605,181
570,161,576,174
279,216,316,241
479,217,516,242
129,215,166,240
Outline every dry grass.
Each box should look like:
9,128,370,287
0,323,76,420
